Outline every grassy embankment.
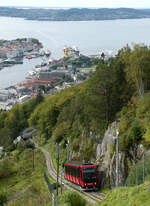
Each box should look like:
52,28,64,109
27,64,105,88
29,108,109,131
98,183,150,206
0,146,56,206
43,140,150,206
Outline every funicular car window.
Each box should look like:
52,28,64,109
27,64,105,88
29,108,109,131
83,167,96,183
83,167,96,173
78,168,80,178
77,167,79,177
80,170,84,180
71,166,74,176
70,167,73,176
65,165,68,174
67,166,69,174
76,167,79,178
75,167,78,178
73,167,76,177
69,166,71,175
71,166,73,176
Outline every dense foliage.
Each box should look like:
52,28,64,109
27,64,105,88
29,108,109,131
0,192,7,206
0,91,43,150
126,154,150,186
119,92,150,151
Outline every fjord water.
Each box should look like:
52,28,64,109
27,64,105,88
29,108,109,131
0,17,150,89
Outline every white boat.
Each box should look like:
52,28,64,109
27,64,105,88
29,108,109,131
45,50,51,57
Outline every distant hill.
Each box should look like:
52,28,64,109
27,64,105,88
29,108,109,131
0,7,150,21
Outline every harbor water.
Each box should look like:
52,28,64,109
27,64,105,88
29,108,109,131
1,17,150,89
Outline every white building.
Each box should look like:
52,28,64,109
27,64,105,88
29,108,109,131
19,95,32,104
13,136,22,144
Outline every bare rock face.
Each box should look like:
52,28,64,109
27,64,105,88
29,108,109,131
96,121,146,188
96,122,118,167
96,121,129,187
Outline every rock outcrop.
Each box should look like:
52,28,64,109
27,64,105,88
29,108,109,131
96,121,145,188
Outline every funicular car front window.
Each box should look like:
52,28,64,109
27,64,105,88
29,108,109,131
83,167,96,173
83,167,96,183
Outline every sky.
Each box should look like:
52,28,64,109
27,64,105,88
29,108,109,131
0,0,150,9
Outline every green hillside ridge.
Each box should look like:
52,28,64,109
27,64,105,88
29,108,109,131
1,7,150,21
0,44,150,205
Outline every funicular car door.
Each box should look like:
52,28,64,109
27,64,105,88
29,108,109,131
80,167,84,187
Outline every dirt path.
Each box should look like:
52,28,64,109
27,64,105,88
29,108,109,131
8,185,31,203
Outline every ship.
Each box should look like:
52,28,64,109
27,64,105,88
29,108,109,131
3,58,23,64
26,55,32,59
63,46,80,57
45,50,51,57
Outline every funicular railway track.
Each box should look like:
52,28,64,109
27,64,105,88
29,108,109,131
34,142,106,204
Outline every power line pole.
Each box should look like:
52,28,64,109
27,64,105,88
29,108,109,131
66,140,69,161
136,166,138,185
143,152,145,184
32,148,34,169
61,164,63,195
56,143,60,197
116,130,119,187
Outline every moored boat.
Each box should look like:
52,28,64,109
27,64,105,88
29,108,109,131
45,50,51,57
26,55,32,59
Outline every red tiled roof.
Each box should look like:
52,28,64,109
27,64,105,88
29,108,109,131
0,48,12,53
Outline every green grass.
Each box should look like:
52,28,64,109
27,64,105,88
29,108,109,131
98,183,150,206
44,139,66,170
0,147,53,206
59,190,86,206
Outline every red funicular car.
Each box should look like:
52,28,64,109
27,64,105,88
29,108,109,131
64,161,98,190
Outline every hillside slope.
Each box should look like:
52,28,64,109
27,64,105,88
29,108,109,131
98,183,150,206
1,44,150,204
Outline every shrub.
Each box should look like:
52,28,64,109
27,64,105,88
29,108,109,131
0,191,7,206
143,124,150,147
59,191,86,206
126,154,150,186
130,120,144,142
0,159,14,178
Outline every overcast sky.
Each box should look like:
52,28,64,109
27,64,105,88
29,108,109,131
0,0,149,8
